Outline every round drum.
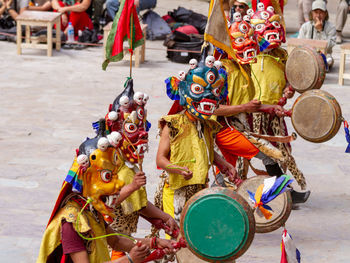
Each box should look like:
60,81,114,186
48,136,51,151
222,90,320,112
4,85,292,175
291,89,342,143
236,176,292,233
179,187,255,262
286,45,326,93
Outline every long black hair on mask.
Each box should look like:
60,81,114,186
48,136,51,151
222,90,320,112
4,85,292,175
111,77,135,112
79,118,106,157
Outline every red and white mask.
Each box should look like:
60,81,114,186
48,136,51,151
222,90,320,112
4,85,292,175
250,4,285,50
229,13,259,64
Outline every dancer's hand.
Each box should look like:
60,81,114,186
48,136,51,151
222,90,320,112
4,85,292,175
130,172,147,191
128,242,150,263
244,99,261,112
164,216,179,236
179,167,193,180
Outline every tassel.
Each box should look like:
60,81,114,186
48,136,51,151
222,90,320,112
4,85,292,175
344,120,350,153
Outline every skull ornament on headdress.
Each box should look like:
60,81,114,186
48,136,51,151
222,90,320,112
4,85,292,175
250,4,285,50
66,132,125,219
166,57,225,120
104,78,149,165
229,14,259,64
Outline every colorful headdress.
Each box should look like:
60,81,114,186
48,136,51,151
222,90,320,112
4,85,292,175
100,78,150,165
250,4,285,50
165,54,226,120
65,120,124,219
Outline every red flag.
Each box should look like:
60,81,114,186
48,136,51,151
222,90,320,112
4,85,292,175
102,0,144,70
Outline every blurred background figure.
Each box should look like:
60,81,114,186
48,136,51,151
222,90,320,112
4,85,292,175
298,0,313,27
298,0,336,70
106,0,156,20
336,0,350,43
229,0,250,17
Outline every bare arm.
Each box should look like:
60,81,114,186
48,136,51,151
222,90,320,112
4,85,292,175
0,0,6,16
156,125,192,179
213,151,237,181
70,250,90,263
214,100,261,116
51,0,61,10
140,201,179,234
28,1,52,11
115,172,146,206
58,0,91,13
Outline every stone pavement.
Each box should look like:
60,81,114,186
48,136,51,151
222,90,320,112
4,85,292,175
0,0,350,262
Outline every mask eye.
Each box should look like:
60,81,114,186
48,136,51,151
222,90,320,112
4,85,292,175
271,21,280,28
137,107,144,119
206,71,216,84
235,37,245,45
124,123,137,133
100,169,113,183
190,83,204,94
239,22,248,33
255,23,265,31
113,151,119,165
212,88,221,97
261,11,269,20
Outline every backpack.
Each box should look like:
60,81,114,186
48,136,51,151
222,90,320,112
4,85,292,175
142,10,171,40
168,7,207,34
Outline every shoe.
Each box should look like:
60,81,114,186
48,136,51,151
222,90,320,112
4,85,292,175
265,163,284,177
62,43,74,49
290,189,310,204
73,43,87,50
336,32,343,44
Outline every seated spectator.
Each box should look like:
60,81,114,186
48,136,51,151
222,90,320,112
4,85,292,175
51,0,93,37
298,0,336,70
0,0,28,20
106,0,156,20
28,0,51,11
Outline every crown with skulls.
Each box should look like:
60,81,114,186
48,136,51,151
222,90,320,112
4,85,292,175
103,78,150,134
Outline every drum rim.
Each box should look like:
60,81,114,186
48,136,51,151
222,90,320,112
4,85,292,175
236,175,292,233
291,89,342,143
180,187,255,262
286,45,325,93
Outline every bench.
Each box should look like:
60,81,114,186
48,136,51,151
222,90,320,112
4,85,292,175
103,22,147,67
16,11,61,57
286,38,328,55
338,43,350,85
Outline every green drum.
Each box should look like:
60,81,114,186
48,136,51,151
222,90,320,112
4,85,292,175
179,187,255,262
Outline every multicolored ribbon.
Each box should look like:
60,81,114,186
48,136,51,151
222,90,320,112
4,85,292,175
257,35,270,52
165,77,180,101
65,168,83,193
247,175,293,219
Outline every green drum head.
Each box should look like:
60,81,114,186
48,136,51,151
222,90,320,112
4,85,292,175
182,192,250,261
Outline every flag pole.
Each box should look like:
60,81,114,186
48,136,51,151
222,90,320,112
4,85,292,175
130,12,133,78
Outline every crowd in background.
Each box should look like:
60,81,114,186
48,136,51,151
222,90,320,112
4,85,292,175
0,0,349,52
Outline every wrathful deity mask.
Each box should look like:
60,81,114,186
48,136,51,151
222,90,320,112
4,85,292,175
250,4,285,50
229,14,259,64
67,137,125,218
104,78,149,164
179,62,224,120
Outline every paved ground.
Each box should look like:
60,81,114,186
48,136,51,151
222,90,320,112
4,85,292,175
1,0,350,262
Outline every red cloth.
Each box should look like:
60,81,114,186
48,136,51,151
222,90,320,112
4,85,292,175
56,1,93,35
216,126,259,166
61,221,86,255
175,25,199,35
